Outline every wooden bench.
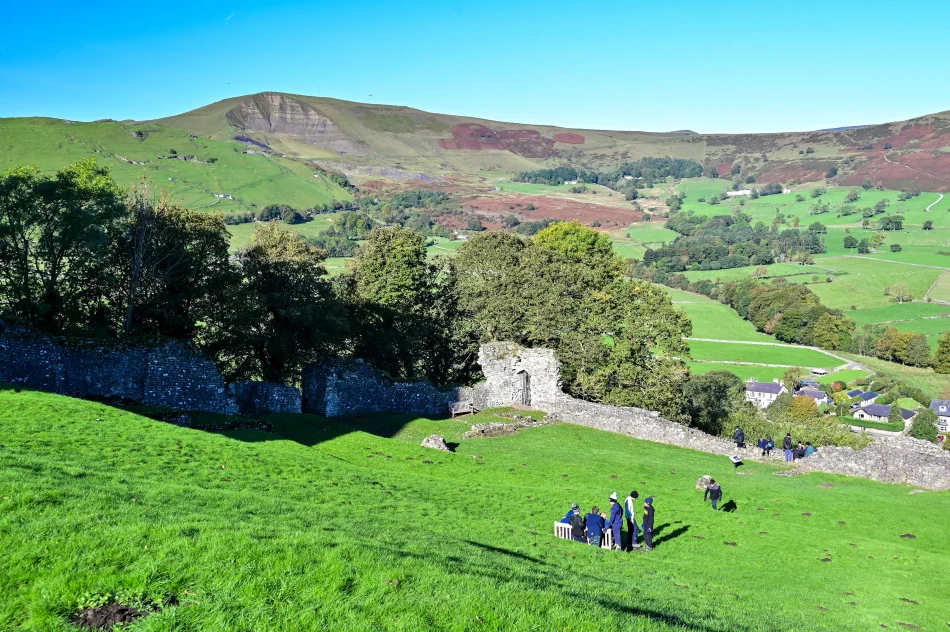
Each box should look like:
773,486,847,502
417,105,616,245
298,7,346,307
449,401,479,417
553,521,614,549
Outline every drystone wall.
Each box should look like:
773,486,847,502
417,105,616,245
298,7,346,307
301,359,472,417
230,381,301,416
0,323,238,414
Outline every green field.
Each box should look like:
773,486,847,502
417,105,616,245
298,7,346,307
662,287,717,304
0,118,352,212
843,417,905,432
688,362,792,382
689,341,841,369
679,303,783,342
3,387,950,631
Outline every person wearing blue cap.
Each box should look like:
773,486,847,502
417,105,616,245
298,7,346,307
642,497,655,551
560,503,579,524
605,492,623,550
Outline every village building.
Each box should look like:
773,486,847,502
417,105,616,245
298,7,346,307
847,390,880,406
744,379,787,409
852,403,916,424
794,388,830,405
929,400,950,433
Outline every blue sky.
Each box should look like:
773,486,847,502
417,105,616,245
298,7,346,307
1,0,948,132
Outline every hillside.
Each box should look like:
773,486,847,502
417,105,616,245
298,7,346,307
0,116,353,212
3,387,949,630
155,92,950,191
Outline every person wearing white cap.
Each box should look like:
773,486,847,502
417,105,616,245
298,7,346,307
605,492,623,550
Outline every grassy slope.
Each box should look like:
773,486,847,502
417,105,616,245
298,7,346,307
0,118,352,212
2,388,949,631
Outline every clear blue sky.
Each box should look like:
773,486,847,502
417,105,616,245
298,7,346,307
2,0,948,133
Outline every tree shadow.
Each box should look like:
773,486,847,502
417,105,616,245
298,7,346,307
721,500,738,513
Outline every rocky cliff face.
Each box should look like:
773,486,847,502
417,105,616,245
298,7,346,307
225,94,369,155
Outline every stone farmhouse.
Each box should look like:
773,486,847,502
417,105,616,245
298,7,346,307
928,400,950,433
852,403,916,423
745,380,787,408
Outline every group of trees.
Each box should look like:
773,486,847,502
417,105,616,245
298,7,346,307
643,212,825,273
0,161,695,419
513,158,704,191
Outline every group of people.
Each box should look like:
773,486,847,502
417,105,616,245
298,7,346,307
732,429,817,462
560,491,656,551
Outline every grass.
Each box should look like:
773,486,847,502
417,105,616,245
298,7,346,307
816,370,869,385
0,118,352,212
842,417,905,432
688,341,842,369
3,387,950,631
680,303,783,343
688,363,792,382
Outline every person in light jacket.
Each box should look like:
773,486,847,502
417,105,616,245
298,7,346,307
704,479,723,510
605,492,623,550
624,490,641,550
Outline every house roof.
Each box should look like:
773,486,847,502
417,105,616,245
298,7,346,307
858,404,915,420
855,391,879,401
929,400,950,415
847,389,863,397
795,389,827,400
747,382,785,394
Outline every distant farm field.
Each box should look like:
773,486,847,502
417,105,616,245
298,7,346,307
679,303,782,342
688,341,841,368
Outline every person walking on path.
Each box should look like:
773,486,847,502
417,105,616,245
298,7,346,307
704,479,723,510
733,427,745,449
569,505,587,543
605,492,623,550
642,497,656,550
783,433,793,462
585,506,606,547
623,490,641,550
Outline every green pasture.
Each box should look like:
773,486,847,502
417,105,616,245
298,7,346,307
0,118,351,211
688,362,792,382
804,258,941,310
661,287,717,304
843,418,905,433
610,240,647,260
681,262,833,284
925,271,950,301
227,215,341,250
846,302,950,326
3,387,949,631
625,224,681,245
679,303,783,343
816,369,870,385
688,340,841,369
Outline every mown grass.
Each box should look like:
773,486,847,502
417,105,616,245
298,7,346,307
2,387,949,631
679,303,783,343
688,341,841,369
842,418,905,433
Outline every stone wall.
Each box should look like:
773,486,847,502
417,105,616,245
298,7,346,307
301,360,467,417
0,322,238,414
231,381,301,416
476,342,561,409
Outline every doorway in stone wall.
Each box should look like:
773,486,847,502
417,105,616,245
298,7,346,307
517,370,531,406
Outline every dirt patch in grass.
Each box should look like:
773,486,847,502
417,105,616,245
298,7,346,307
74,603,151,630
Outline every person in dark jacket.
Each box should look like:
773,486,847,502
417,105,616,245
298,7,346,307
765,435,774,457
605,492,623,550
585,506,607,546
560,503,579,524
704,479,723,510
803,442,816,457
757,436,767,456
569,506,587,542
733,427,745,449
783,433,793,462
642,497,655,550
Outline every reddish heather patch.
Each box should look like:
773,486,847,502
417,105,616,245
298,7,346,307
919,130,950,150
842,154,950,192
878,124,937,150
460,195,644,227
439,124,558,158
714,162,734,177
553,132,585,144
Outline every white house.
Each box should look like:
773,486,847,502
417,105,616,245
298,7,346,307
745,380,788,409
726,189,753,197
929,400,950,433
852,404,916,424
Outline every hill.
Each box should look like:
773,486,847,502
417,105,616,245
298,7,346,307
0,116,353,212
3,387,948,630
155,92,950,191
